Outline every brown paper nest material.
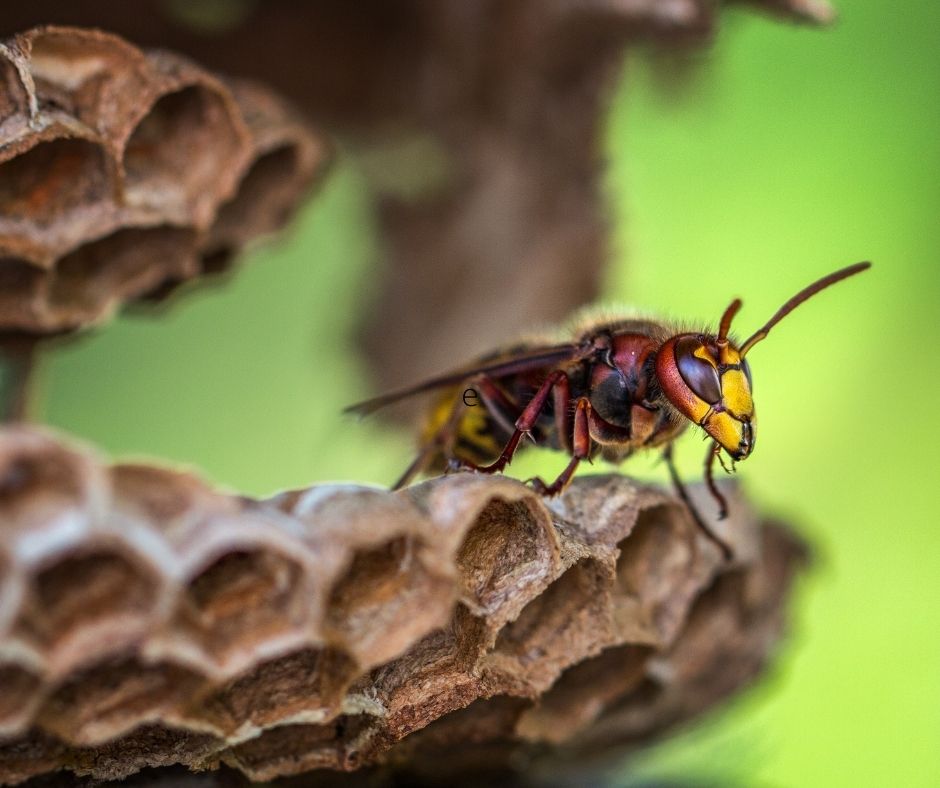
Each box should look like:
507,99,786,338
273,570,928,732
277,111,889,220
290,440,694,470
0,26,330,337
0,426,807,785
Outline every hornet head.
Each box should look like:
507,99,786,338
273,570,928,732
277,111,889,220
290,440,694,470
655,261,871,459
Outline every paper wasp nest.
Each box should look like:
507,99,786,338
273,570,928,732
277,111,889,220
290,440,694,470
0,427,806,785
0,26,329,337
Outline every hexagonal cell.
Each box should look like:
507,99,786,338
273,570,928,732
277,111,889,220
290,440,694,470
14,548,159,660
26,27,143,119
455,497,557,620
364,620,484,737
487,557,614,694
515,644,651,744
659,569,756,691
226,715,375,780
29,31,116,85
0,52,30,123
0,432,91,527
0,663,43,736
196,646,358,738
365,623,483,730
110,463,239,536
36,655,207,745
739,520,809,617
206,145,303,255
176,548,307,662
614,503,698,645
0,258,45,331
122,85,243,222
324,536,452,668
0,138,111,227
566,673,663,756
571,565,775,759
48,226,199,327
134,245,234,305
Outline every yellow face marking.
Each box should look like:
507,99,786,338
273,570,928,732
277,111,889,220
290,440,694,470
717,346,753,419
721,368,753,418
702,410,749,457
686,343,755,454
686,395,713,426
693,345,717,367
692,343,754,420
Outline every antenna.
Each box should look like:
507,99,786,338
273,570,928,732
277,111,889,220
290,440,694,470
739,262,871,357
717,298,742,342
716,298,742,365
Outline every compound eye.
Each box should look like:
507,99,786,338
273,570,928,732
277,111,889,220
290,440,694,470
742,357,753,390
674,336,722,404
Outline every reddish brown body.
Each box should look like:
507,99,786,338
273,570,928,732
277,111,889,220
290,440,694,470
347,263,871,558
448,326,684,467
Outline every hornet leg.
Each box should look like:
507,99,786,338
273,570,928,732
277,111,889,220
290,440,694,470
396,373,528,489
663,443,733,561
463,369,569,475
704,441,731,519
527,396,592,497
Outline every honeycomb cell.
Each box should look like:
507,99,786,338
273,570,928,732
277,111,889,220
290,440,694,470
123,85,243,224
515,643,651,744
0,49,30,123
48,225,199,327
14,547,159,665
207,145,301,255
36,655,207,745
455,497,557,620
488,557,614,694
0,432,802,785
0,433,95,532
0,258,45,330
324,536,452,667
614,503,701,645
175,548,307,664
196,646,358,739
1,27,326,338
0,138,111,228
28,29,119,90
26,26,146,127
110,463,239,536
366,623,482,731
578,582,748,754
225,715,375,780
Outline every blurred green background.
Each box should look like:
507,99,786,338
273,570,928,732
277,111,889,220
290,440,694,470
35,1,938,786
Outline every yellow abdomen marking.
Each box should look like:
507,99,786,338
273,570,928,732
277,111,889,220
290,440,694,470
422,388,502,464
